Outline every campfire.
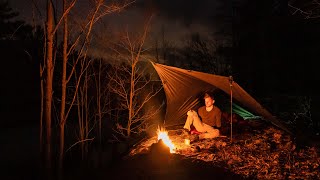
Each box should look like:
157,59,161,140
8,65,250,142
157,127,176,153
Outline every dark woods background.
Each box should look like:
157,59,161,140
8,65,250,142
0,0,320,178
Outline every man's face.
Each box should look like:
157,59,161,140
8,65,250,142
204,97,214,107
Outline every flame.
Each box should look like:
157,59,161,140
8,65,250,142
157,127,176,153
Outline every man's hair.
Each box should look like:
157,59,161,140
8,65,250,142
203,92,214,100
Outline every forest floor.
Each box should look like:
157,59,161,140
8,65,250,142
116,121,320,180
1,120,320,180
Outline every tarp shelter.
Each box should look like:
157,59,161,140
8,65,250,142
151,62,291,134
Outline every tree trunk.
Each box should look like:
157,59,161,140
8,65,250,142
128,64,135,137
40,65,44,154
45,0,54,170
76,83,84,158
85,69,89,156
59,123,65,176
59,0,68,171
98,60,102,144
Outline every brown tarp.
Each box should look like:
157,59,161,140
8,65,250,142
151,62,291,134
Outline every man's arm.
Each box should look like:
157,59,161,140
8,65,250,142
197,107,203,121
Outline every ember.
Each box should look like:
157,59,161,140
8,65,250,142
157,127,176,153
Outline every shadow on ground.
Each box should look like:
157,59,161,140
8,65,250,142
110,153,248,180
67,151,250,180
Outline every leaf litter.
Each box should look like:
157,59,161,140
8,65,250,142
129,125,320,179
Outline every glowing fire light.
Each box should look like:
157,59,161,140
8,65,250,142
157,127,176,153
184,139,190,146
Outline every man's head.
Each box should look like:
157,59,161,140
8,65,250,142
203,93,215,108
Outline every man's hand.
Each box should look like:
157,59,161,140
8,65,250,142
187,110,198,117
187,110,193,116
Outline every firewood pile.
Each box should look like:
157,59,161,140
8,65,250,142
128,126,320,179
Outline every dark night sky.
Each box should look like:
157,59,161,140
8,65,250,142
10,0,229,26
3,0,232,124
9,0,232,48
7,0,320,96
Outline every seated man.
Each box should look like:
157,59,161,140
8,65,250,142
183,92,222,139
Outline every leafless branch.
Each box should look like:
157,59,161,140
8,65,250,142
289,0,320,19
66,137,95,152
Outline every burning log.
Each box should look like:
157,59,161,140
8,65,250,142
148,139,173,167
150,139,171,155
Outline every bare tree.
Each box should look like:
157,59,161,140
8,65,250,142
92,59,111,144
152,25,177,65
289,0,320,19
40,59,45,154
107,17,163,138
59,0,69,170
37,0,136,172
44,0,54,169
58,0,134,169
181,33,230,75
75,58,95,159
